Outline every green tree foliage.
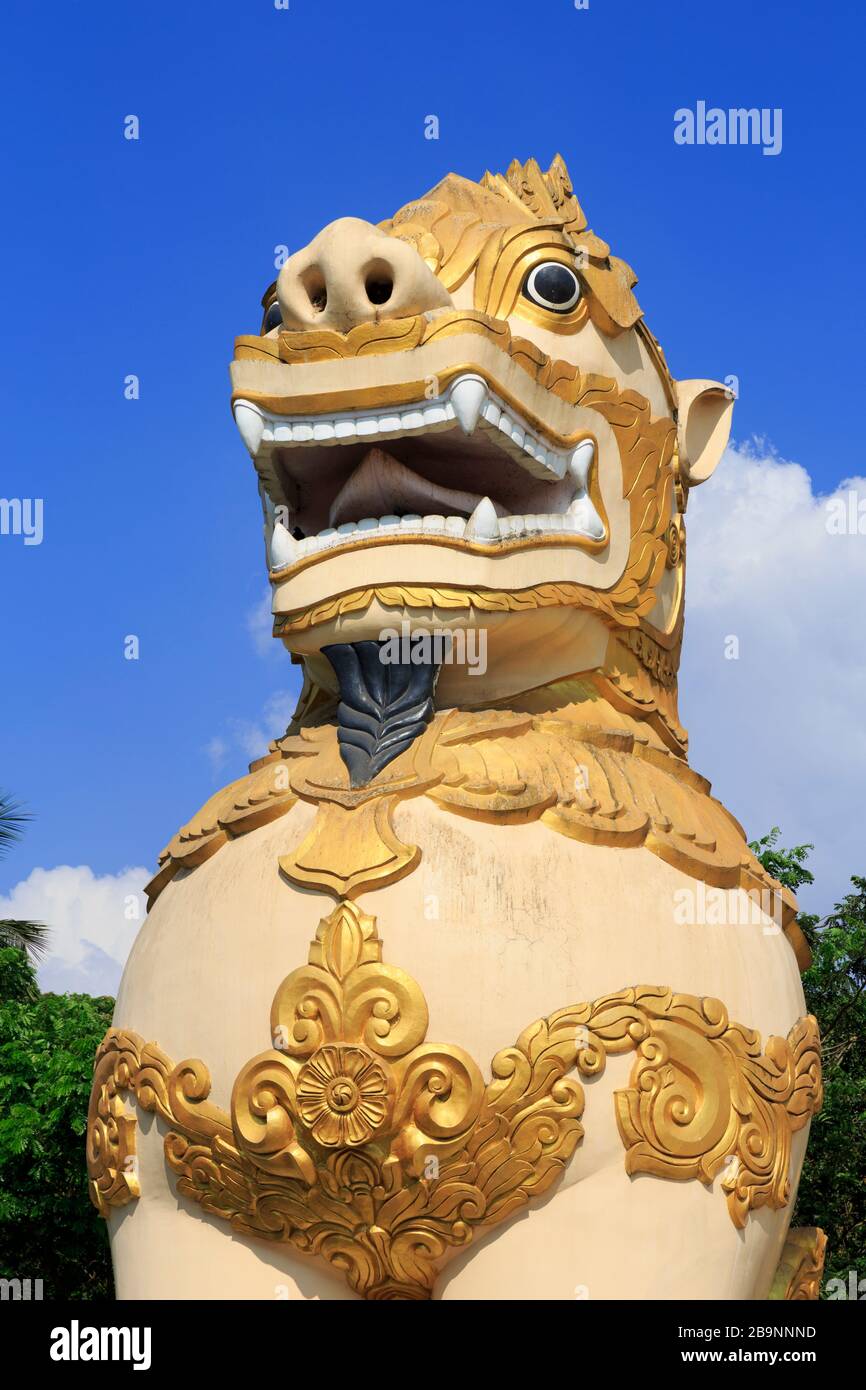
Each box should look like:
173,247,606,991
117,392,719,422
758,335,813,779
750,831,866,1295
749,826,815,894
0,947,114,1298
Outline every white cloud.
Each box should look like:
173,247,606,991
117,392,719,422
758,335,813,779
204,734,230,773
229,690,299,761
202,688,300,772
0,864,149,997
681,439,866,917
247,587,279,658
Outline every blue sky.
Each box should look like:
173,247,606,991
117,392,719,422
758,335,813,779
1,0,864,952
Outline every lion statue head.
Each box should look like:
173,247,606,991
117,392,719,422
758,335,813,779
231,155,733,769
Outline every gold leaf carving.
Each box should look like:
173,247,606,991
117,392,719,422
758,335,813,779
87,1038,141,1216
277,314,426,363
768,1227,827,1300
87,1031,176,1215
279,795,420,899
146,709,809,969
90,907,822,1300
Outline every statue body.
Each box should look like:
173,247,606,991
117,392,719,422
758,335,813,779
90,156,823,1301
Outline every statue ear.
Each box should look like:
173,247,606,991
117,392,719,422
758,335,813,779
674,380,734,485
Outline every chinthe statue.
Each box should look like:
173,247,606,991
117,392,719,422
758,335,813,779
88,154,825,1301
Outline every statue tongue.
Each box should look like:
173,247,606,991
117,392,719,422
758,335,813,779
328,447,482,528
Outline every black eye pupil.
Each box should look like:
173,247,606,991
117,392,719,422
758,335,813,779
264,302,282,332
532,264,578,305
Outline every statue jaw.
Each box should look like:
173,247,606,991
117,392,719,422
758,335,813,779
287,603,612,715
230,318,676,716
231,324,619,582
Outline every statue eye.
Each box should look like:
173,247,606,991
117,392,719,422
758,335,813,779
263,300,283,333
522,262,581,313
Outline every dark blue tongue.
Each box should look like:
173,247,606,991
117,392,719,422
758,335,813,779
322,640,441,787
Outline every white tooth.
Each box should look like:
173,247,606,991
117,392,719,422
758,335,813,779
357,517,378,531
466,496,499,541
511,424,525,448
234,402,265,456
482,401,501,427
445,515,466,537
400,514,422,529
313,421,335,441
292,422,314,442
449,375,487,435
422,404,448,426
423,514,445,532
356,417,378,437
334,420,356,439
379,514,400,527
524,514,543,532
565,497,605,539
400,410,426,431
568,439,595,490
318,527,336,539
274,424,292,442
378,415,401,433
544,514,564,530
499,516,526,538
498,413,513,436
337,522,357,535
269,521,298,570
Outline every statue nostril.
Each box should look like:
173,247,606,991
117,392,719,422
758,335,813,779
365,275,393,306
301,268,327,314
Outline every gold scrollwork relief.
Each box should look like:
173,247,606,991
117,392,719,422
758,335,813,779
89,902,822,1300
768,1227,827,1301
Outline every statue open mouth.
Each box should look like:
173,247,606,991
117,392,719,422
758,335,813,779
234,375,604,578
226,154,734,719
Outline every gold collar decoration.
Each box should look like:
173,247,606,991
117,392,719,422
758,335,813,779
145,708,809,969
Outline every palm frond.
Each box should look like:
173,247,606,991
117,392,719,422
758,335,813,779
0,919,51,961
0,791,31,859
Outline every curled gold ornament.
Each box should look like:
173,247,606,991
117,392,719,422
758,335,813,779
230,1052,316,1183
769,1227,827,1300
89,907,822,1300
